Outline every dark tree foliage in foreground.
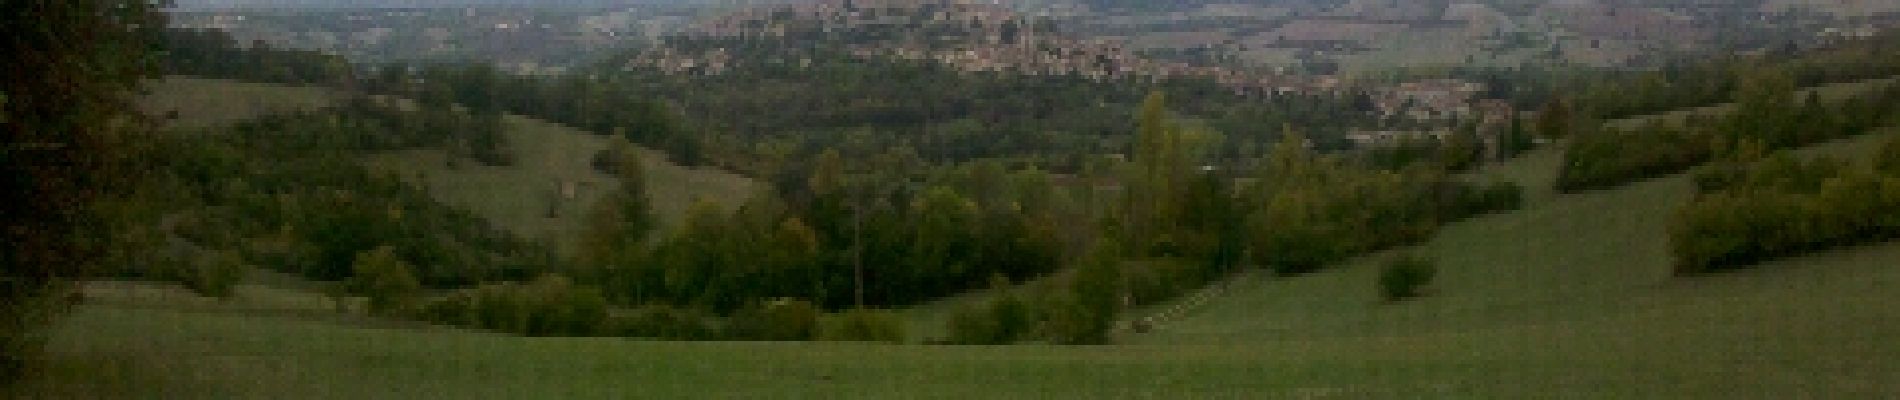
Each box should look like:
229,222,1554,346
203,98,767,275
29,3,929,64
1,0,165,381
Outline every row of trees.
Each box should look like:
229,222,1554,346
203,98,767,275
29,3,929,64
161,28,356,86
932,95,1523,344
368,63,707,167
1248,133,1522,275
1671,137,1900,273
1556,74,1900,192
1565,30,1900,121
599,42,1377,175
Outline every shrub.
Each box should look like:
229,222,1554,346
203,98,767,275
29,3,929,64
1044,248,1122,345
1120,259,1202,307
1379,254,1438,301
608,305,717,340
350,246,422,315
472,283,530,333
181,249,247,299
1556,124,1712,192
420,276,612,336
820,308,907,343
1039,294,1110,345
519,275,609,337
945,286,1033,345
724,299,819,341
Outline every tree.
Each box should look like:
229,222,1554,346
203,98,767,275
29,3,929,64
1127,91,1191,254
3,0,164,381
580,139,656,271
350,246,423,315
1049,241,1122,345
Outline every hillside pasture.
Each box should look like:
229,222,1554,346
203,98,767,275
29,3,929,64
137,76,341,129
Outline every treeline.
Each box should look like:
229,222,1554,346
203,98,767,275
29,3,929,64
160,28,355,86
364,64,709,167
1566,30,1900,121
102,99,545,295
415,276,906,342
605,41,1376,175
580,148,1073,313
1248,135,1523,275
1671,137,1900,274
936,96,1523,345
1556,74,1900,192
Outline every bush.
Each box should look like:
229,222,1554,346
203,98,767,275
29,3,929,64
1556,124,1712,192
1039,294,1111,345
820,308,907,343
1120,259,1202,307
350,246,422,315
724,299,819,341
1379,254,1437,301
472,283,530,333
181,249,248,299
519,276,609,337
945,286,1033,345
1044,248,1122,345
419,276,612,336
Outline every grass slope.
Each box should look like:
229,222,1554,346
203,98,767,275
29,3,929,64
360,116,757,252
138,76,341,129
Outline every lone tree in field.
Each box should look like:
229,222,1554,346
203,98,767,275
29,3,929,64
2,0,163,382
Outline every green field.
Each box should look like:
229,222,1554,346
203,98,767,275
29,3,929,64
20,78,1899,398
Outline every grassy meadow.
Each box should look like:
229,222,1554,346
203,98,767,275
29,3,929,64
138,76,342,129
360,115,758,252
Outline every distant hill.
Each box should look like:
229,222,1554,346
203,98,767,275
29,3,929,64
168,0,756,10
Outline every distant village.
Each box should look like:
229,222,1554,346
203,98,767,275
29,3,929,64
627,0,1525,151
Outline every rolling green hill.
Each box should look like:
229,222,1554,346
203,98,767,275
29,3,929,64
139,77,758,252
359,115,757,252
22,77,1899,398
